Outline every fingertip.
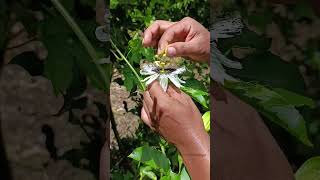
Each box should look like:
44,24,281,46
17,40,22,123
166,46,176,57
141,107,148,121
142,35,151,47
148,81,167,99
167,85,183,102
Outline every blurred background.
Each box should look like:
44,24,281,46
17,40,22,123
213,0,320,174
0,0,109,179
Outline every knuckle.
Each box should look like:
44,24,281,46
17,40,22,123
157,101,166,111
151,20,160,26
143,91,148,98
182,16,193,21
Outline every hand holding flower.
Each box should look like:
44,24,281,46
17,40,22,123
143,17,210,63
141,81,210,179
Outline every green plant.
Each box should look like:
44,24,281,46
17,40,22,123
110,0,210,179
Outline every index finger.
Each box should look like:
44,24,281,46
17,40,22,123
147,81,170,101
143,20,175,47
157,20,191,53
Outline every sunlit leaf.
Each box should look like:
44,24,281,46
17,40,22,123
202,111,210,132
128,145,171,173
180,167,191,180
160,171,180,180
140,166,157,180
181,86,209,109
295,156,320,180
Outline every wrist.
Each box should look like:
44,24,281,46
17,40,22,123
176,130,210,157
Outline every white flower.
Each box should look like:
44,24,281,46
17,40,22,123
140,63,186,92
210,16,244,84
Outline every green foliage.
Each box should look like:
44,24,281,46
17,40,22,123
128,145,191,179
202,111,210,132
111,0,209,28
42,16,81,93
225,81,313,146
129,145,171,173
227,52,306,94
2,1,110,178
181,86,209,109
110,1,210,178
217,1,320,156
295,156,320,180
5,0,112,94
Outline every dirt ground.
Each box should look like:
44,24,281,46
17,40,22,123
0,64,138,179
109,69,141,149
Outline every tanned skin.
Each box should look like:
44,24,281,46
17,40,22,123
141,1,316,178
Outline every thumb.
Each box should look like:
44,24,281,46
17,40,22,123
166,42,198,58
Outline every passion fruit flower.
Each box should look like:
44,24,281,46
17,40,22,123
210,16,244,84
140,60,186,92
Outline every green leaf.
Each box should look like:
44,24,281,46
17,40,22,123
178,154,183,173
142,47,155,61
111,171,134,180
180,167,191,180
42,16,110,93
76,49,110,91
273,88,315,108
123,66,135,92
43,36,75,93
218,30,271,52
202,111,210,132
41,16,76,93
128,36,155,63
160,171,180,180
225,81,313,146
128,37,143,63
140,166,157,180
128,145,171,173
110,0,119,9
228,52,306,94
181,86,209,109
295,156,320,180
184,78,207,92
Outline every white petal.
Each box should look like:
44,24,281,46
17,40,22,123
140,70,156,76
159,74,168,92
176,76,186,83
145,74,159,85
168,74,182,88
171,66,186,75
140,64,158,75
211,45,242,69
210,16,243,41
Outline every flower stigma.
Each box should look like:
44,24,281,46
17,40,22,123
140,46,186,92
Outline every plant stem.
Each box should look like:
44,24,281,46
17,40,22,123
50,0,97,60
110,39,146,91
50,0,110,90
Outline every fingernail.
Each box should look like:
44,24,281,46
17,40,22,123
167,47,176,56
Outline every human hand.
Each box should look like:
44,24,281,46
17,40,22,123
142,17,210,63
141,81,209,155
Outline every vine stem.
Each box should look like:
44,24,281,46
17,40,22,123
50,0,97,60
50,0,110,90
110,39,146,91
